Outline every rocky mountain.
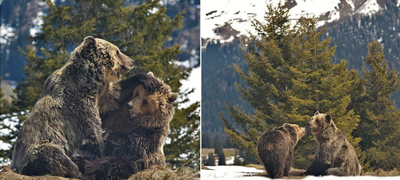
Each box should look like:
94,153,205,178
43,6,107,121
201,0,393,44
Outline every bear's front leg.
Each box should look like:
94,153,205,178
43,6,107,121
79,125,105,159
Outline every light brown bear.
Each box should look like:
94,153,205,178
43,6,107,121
305,111,363,176
10,37,160,178
257,123,306,179
75,79,178,180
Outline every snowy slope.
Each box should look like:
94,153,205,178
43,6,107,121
201,0,385,43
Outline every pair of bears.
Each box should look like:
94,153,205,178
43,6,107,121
257,112,363,179
10,36,178,179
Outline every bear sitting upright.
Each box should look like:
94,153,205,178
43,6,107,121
257,123,306,179
75,78,178,180
305,111,363,176
11,36,160,178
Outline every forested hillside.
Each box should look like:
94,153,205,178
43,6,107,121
0,0,200,82
325,1,400,105
201,40,252,148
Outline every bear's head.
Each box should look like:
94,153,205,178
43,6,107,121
75,36,134,82
307,111,336,135
126,82,178,129
281,123,306,142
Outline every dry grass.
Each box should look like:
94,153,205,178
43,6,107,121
201,148,238,158
0,165,199,180
364,168,399,176
0,166,78,180
128,165,199,180
201,164,212,170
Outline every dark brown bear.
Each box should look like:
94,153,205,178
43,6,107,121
257,123,306,179
10,37,160,178
305,111,363,176
76,80,178,180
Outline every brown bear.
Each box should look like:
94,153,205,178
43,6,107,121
257,123,306,179
10,36,161,178
75,80,178,180
305,111,363,176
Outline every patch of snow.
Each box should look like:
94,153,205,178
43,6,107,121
0,24,16,45
0,141,11,151
202,0,382,42
289,0,341,19
346,0,355,11
201,165,263,179
201,0,342,41
30,11,44,37
201,0,269,41
202,165,400,179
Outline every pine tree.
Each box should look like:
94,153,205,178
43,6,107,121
352,41,400,170
215,139,226,165
221,4,360,168
10,0,199,169
204,153,216,166
287,18,361,167
0,82,11,163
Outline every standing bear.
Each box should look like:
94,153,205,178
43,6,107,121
305,111,363,176
74,78,178,180
11,36,161,178
257,123,306,179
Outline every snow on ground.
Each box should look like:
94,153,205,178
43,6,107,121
201,166,264,179
202,165,400,179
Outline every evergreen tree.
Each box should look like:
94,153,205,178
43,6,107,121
10,0,199,169
220,4,360,169
204,153,216,166
0,83,11,163
215,139,226,165
352,41,400,170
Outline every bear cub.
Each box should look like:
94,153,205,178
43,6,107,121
305,111,362,176
257,123,306,179
76,79,178,180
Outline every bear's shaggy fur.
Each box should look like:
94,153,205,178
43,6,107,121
76,82,178,180
305,111,363,176
10,37,161,178
257,123,306,179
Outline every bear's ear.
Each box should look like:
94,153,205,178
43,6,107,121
167,93,178,103
83,36,96,49
147,72,154,77
325,114,332,123
314,111,320,115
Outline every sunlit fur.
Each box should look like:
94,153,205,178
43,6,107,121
78,82,178,180
258,123,306,179
10,36,134,178
305,112,363,176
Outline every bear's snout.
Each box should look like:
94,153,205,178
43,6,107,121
126,103,133,110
